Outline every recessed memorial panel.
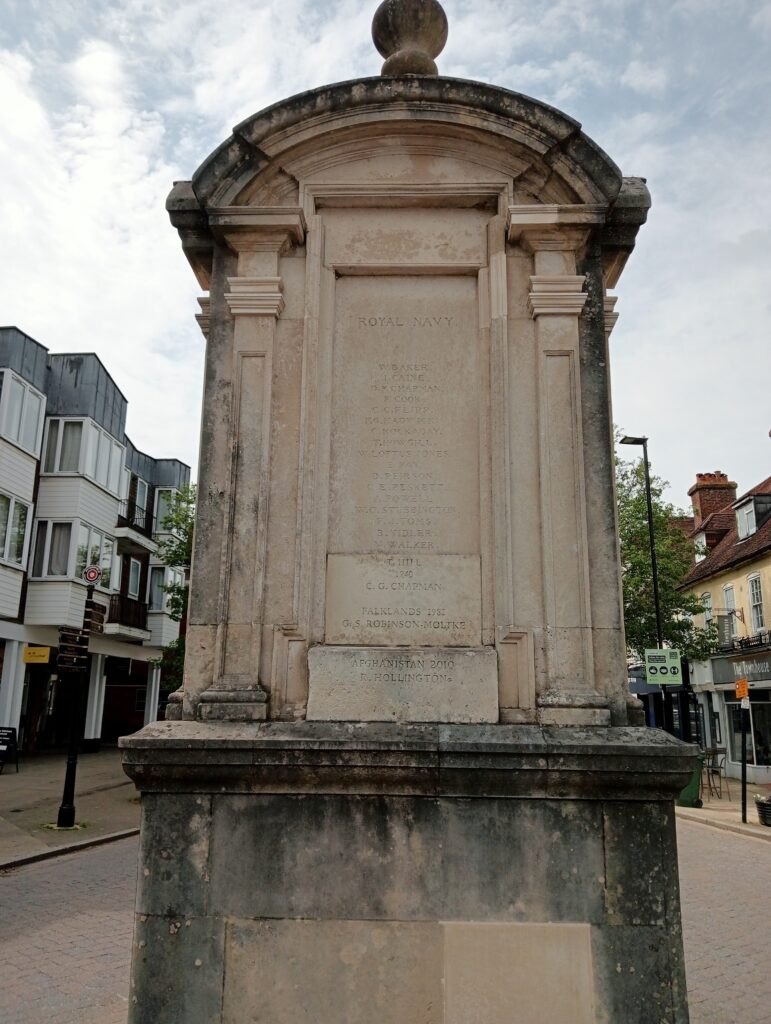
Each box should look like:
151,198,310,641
328,275,480,558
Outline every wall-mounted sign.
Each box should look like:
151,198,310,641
23,646,51,665
713,654,771,686
644,649,682,686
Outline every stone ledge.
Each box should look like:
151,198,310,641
120,722,695,801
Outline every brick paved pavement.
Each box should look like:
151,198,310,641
0,836,138,1024
1,820,770,1022
679,819,771,1024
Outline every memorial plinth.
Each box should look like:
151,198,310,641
122,2,694,1020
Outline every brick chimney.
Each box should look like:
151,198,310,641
688,471,738,528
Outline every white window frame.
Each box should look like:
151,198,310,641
135,478,149,516
74,522,115,590
748,574,765,633
154,488,177,534
723,585,738,637
127,557,142,599
83,421,124,496
42,417,85,475
42,417,125,497
736,501,757,540
30,518,114,587
31,520,75,578
0,491,33,569
702,592,713,629
148,564,166,611
0,370,46,456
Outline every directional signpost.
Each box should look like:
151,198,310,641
736,677,750,823
56,567,103,828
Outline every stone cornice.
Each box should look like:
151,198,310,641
527,275,587,317
507,203,606,238
196,296,210,339
210,207,306,252
604,295,619,339
226,277,285,317
120,721,696,801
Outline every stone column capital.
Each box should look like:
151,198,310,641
527,275,587,318
507,204,604,254
209,207,306,255
226,277,285,318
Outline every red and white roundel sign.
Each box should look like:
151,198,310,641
83,565,102,584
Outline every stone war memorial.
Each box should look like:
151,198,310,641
122,2,696,1021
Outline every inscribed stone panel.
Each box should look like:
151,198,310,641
328,275,480,558
325,553,481,646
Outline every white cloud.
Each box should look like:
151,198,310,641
620,59,668,96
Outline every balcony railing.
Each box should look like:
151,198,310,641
717,630,770,654
117,499,154,537
108,593,149,631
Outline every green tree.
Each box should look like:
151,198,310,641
154,484,196,691
616,453,717,662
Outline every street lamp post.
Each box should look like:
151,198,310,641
620,435,672,732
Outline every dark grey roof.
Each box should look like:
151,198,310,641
0,327,49,393
46,353,127,439
124,437,190,488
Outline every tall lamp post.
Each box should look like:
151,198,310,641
619,435,672,732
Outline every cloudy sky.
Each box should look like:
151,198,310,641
1,0,769,507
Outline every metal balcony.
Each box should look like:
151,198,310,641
107,593,149,632
117,500,154,537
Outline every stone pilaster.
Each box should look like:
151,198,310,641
509,208,610,725
196,210,306,722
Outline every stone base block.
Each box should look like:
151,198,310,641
306,645,498,722
121,723,695,1024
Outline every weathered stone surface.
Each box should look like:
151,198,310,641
135,793,212,918
223,919,443,1023
206,793,604,922
307,646,499,723
325,555,482,647
123,724,693,1024
591,924,689,1024
443,922,596,1024
129,915,224,1024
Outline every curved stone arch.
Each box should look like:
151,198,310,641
190,76,623,210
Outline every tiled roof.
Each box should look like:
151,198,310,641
682,475,771,587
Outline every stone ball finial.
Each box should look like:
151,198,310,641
372,0,448,76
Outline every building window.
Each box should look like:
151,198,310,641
0,492,31,567
43,419,84,473
749,575,765,633
43,418,124,495
702,592,713,629
127,558,141,599
31,519,114,584
724,586,738,637
136,479,149,516
736,501,757,540
148,566,165,610
32,521,73,577
155,489,175,532
74,523,114,589
0,371,45,455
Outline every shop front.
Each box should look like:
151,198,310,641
710,650,771,782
